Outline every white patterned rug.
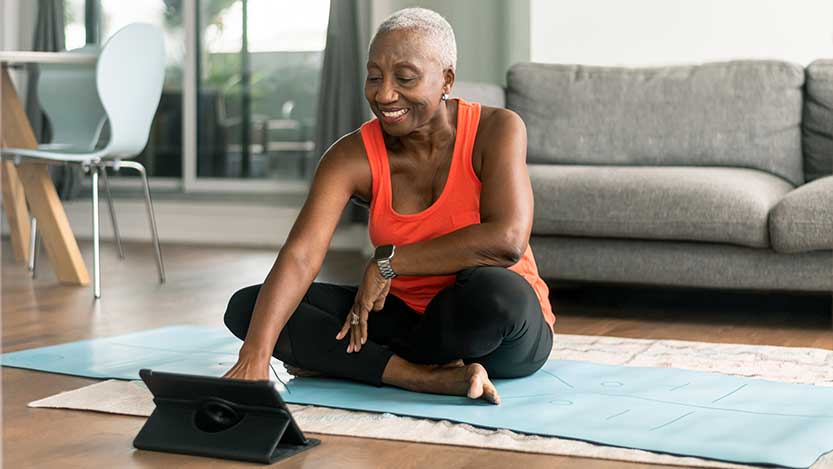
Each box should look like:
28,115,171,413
29,334,833,468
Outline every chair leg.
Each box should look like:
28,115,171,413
91,165,101,299
28,216,39,277
100,166,125,259
119,160,165,284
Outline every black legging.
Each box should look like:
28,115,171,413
224,266,553,387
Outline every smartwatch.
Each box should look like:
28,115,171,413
374,244,397,279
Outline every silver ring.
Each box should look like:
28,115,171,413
351,312,359,325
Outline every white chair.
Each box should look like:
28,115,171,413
36,45,107,151
28,45,124,276
3,23,167,298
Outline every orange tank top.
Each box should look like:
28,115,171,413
361,98,555,332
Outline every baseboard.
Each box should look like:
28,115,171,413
1,198,370,251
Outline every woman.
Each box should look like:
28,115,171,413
223,8,555,405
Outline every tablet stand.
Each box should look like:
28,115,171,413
134,396,321,464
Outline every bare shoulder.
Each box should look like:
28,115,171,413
321,130,365,163
478,106,526,139
471,106,527,178
315,130,372,201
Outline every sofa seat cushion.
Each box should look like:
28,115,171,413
770,176,833,253
530,165,794,248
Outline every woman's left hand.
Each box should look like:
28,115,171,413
336,258,391,353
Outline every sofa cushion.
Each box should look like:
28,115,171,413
508,61,805,185
531,236,833,292
803,60,833,182
769,176,833,253
529,165,794,248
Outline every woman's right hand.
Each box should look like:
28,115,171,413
223,351,270,381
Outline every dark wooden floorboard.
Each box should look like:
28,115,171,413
3,239,831,468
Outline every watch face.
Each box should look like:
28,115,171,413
375,244,394,260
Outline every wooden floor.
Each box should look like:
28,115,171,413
3,239,831,468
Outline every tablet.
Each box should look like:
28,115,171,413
134,369,320,464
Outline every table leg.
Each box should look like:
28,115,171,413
1,65,32,263
17,163,89,285
1,65,89,285
1,160,30,262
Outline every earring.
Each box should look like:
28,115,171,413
441,92,449,101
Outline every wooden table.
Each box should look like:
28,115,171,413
1,51,97,285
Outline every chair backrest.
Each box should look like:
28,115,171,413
37,45,107,150
96,23,166,159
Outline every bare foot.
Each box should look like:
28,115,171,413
383,356,501,405
460,363,501,404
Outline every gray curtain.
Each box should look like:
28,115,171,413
25,0,83,201
26,0,65,142
314,0,372,223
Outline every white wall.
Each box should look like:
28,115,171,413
1,0,38,94
371,0,529,84
1,0,37,51
531,0,833,66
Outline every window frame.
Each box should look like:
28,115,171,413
78,0,317,196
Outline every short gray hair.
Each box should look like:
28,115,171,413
374,7,457,71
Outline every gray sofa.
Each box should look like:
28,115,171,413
455,60,833,292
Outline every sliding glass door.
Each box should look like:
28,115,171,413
65,0,185,181
64,0,330,192
196,0,328,183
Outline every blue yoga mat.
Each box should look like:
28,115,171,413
3,325,832,468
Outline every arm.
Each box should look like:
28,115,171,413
390,109,533,276
230,133,367,371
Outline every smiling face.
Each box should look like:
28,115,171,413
365,29,454,137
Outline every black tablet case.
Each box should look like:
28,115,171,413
133,369,320,464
